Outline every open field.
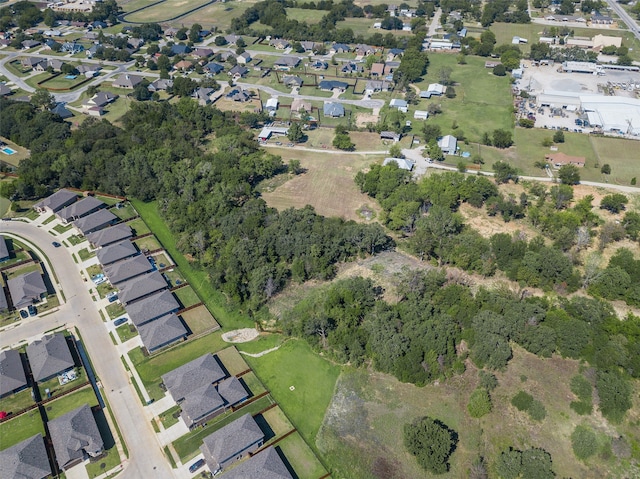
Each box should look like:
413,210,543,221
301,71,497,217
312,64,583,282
245,339,341,444
259,147,383,222
318,345,640,479
0,408,45,449
411,54,514,143
180,306,218,336
125,0,211,22
128,331,227,401
169,1,257,29
285,7,327,23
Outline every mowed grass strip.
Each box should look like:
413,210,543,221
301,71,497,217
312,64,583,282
245,339,341,444
0,387,35,416
128,331,227,401
216,346,250,376
131,199,252,329
0,408,45,449
276,432,329,478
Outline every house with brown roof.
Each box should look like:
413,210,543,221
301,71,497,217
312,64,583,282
545,152,585,168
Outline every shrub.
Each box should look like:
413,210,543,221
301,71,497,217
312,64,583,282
511,391,533,411
528,400,547,421
468,387,492,418
478,370,498,390
571,425,598,460
404,416,458,474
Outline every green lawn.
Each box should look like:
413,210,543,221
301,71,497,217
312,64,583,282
0,387,35,416
116,323,138,343
86,447,121,478
111,202,137,220
67,234,87,246
234,333,285,355
3,263,40,280
239,371,268,397
216,347,250,376
78,247,95,261
133,235,162,252
53,223,73,234
128,331,227,401
97,282,117,299
173,285,200,308
43,386,98,420
105,302,126,320
158,405,181,430
285,7,327,23
0,408,45,449
131,200,253,330
125,0,211,22
125,217,151,236
245,340,341,444
172,395,273,462
277,432,329,478
180,306,219,336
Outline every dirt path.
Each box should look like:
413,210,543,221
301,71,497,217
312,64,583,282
221,328,259,343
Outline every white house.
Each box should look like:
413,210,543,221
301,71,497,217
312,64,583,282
438,135,458,155
414,110,429,120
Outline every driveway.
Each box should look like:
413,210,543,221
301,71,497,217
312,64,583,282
0,221,176,479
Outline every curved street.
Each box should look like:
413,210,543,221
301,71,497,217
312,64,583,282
0,221,176,479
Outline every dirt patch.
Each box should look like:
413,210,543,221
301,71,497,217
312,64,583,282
222,328,259,343
355,112,379,128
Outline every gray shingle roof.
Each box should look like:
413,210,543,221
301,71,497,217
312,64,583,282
161,354,225,403
117,270,167,304
221,446,293,479
104,255,153,284
96,240,138,266
73,209,117,235
0,434,51,479
86,224,133,248
0,349,27,396
180,383,224,428
0,234,10,260
217,376,248,407
49,404,104,469
137,313,187,352
57,197,104,222
7,271,47,309
26,333,74,382
201,414,263,468
125,289,179,326
33,189,77,214
0,287,7,311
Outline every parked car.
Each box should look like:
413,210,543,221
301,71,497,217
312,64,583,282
189,459,205,473
27,305,37,316
52,241,61,248
113,317,128,327
106,291,118,302
20,309,29,319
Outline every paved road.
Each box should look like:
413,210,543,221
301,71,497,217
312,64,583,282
427,8,443,37
0,222,175,479
604,0,640,41
236,82,385,109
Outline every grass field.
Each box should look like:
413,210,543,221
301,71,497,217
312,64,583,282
234,333,285,355
216,346,249,376
259,148,383,222
126,217,151,236
245,340,341,444
0,408,45,449
285,7,327,23
180,306,219,336
277,432,328,478
173,285,200,308
125,0,211,22
43,385,98,421
0,387,34,416
171,1,257,30
131,199,254,330
128,331,227,401
411,54,514,143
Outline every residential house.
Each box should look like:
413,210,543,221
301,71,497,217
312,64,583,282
161,354,226,404
127,37,144,50
400,8,417,17
44,29,61,37
389,98,408,112
137,313,187,352
323,102,345,117
355,44,375,56
310,60,328,70
73,209,118,235
180,383,225,428
383,61,400,75
512,36,528,44
457,27,467,37
7,271,47,310
274,56,300,70
57,196,104,223
22,40,41,49
86,224,132,248
318,80,348,91
226,87,252,102
291,98,312,113
365,80,389,94
0,235,9,262
221,446,293,479
75,65,100,78
438,134,458,155
45,38,62,50
341,62,363,74
269,38,290,49
0,288,7,312
283,75,303,87
47,59,64,72
545,152,585,168
26,333,74,382
380,131,401,142
204,62,224,75
373,22,382,29
49,404,104,470
228,65,249,79
164,27,179,38
420,83,446,98
33,188,78,213
591,11,613,24
117,270,168,305
52,103,73,119
257,126,289,141
173,60,194,71
218,51,235,62
0,435,51,479
62,41,84,53
383,157,414,170
265,98,279,112
103,254,153,285
386,48,404,61
148,78,173,92
192,47,213,58
330,43,351,54
21,57,46,70
170,44,191,56
217,376,249,407
193,87,216,106
300,40,318,52
0,84,13,97
0,349,27,398
125,289,180,327
112,74,144,89
96,240,138,266
414,110,429,120
200,414,264,474
86,106,105,117
85,44,102,58
370,62,385,77
224,34,242,45
237,51,252,64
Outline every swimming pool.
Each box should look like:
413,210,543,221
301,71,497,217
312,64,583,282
1,147,16,155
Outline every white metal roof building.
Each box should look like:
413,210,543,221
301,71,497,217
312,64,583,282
581,96,640,135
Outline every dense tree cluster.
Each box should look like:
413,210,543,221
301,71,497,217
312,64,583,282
3,98,391,310
404,416,458,474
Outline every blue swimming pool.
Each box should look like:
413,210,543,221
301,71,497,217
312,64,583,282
1,147,16,155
